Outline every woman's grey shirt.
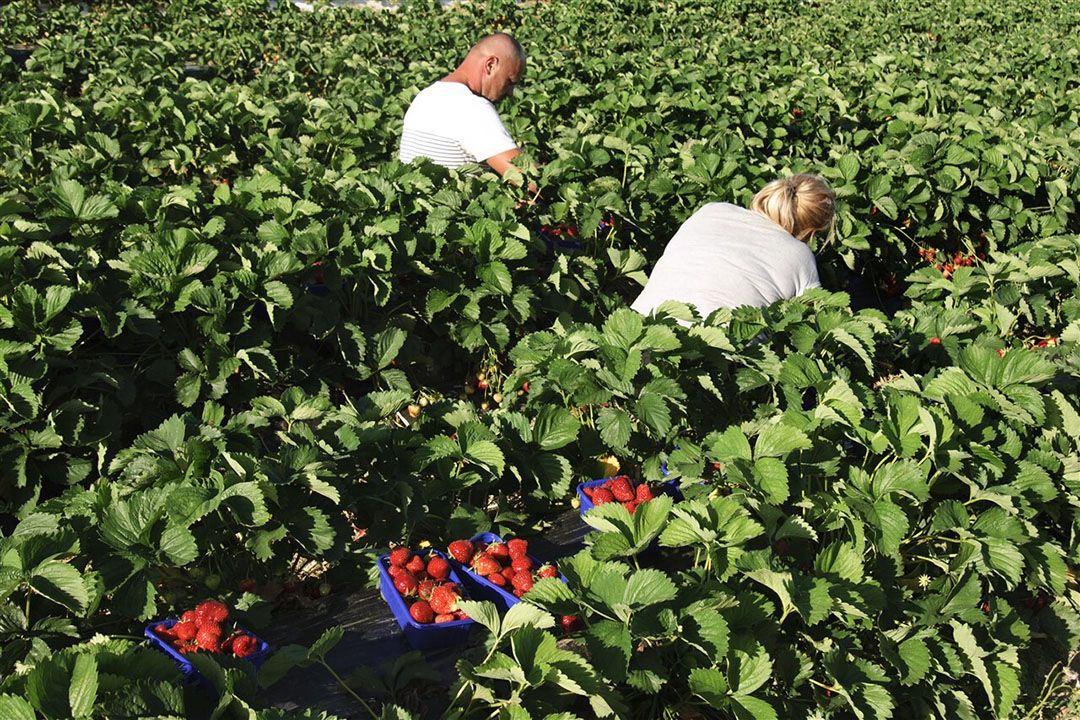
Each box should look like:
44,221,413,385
630,203,821,318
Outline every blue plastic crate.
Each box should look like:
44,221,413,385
377,548,474,650
144,618,272,692
449,533,567,611
577,476,683,517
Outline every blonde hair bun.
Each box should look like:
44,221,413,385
750,173,836,242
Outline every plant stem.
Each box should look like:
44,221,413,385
319,659,379,719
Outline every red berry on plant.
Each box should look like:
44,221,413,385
560,615,580,635
930,337,941,345
537,564,558,579
635,484,654,502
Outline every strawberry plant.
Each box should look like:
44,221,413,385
0,0,1078,717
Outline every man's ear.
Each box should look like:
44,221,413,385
484,55,499,75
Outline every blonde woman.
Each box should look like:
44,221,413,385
631,174,836,317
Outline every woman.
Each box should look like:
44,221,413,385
631,174,836,318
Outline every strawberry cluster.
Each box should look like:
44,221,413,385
447,537,558,598
152,600,260,658
583,475,655,513
918,248,983,279
385,547,469,624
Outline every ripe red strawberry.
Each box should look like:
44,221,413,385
930,337,941,345
502,566,517,580
409,600,434,624
487,543,510,559
582,486,594,498
473,555,501,576
154,624,177,641
196,625,222,652
610,476,634,502
511,572,534,594
232,634,259,658
507,538,528,559
405,555,426,575
389,547,412,568
394,572,419,596
592,488,615,504
624,501,638,513
434,613,456,623
635,484,654,502
511,556,533,574
427,556,451,580
537,564,558,579
454,609,469,620
487,572,507,587
181,610,199,624
195,600,229,625
429,585,460,615
387,564,406,579
448,540,475,564
174,620,198,642
560,615,580,635
418,579,436,600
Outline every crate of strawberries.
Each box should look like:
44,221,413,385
145,599,271,688
445,533,564,611
378,546,474,650
577,474,681,516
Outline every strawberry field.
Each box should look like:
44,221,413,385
1,0,1079,717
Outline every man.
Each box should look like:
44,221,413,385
398,33,525,178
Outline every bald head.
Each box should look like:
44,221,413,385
467,33,526,67
446,33,526,104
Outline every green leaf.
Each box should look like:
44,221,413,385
464,440,506,474
0,696,35,720
502,602,554,634
709,426,752,462
635,392,671,435
624,569,677,607
895,636,932,685
308,626,344,663
603,308,644,351
533,406,580,451
754,423,811,458
597,408,632,449
689,667,729,707
479,261,513,294
752,458,789,503
457,599,502,635
68,653,98,718
29,562,89,614
731,695,778,720
814,542,864,583
732,648,772,695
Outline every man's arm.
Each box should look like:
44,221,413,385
484,148,521,177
